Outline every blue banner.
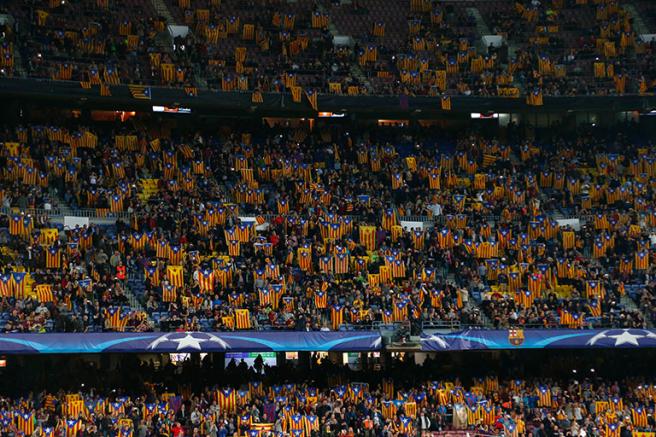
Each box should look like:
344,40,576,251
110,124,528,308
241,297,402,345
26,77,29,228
421,328,656,351
0,331,382,354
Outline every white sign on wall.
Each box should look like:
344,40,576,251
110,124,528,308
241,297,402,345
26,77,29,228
482,35,503,48
333,35,354,47
167,25,190,39
556,218,581,231
64,216,90,230
240,217,269,231
400,220,427,230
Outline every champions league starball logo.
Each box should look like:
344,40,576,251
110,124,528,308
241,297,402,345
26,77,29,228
420,328,656,351
0,331,380,354
419,334,449,349
586,329,656,347
147,332,231,351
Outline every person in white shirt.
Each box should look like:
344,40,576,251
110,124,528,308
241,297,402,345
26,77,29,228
418,410,431,432
427,202,442,216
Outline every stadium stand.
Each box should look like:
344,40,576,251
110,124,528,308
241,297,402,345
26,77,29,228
3,0,173,85
0,3,653,337
162,0,341,92
0,118,652,333
3,0,655,96
3,3,656,437
0,350,656,436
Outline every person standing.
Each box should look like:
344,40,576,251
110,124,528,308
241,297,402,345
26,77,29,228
418,410,432,434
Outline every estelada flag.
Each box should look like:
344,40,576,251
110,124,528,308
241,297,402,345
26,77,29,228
290,86,302,103
526,88,543,106
235,309,251,329
252,89,264,104
100,83,111,96
305,88,318,111
128,85,151,99
441,95,451,110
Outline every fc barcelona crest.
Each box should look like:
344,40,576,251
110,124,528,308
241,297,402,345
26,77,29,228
508,328,524,346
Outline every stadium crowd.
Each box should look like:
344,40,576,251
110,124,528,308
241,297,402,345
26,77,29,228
1,352,656,436
0,119,653,333
2,4,656,437
1,0,656,97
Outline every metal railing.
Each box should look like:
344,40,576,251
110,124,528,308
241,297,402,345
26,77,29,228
0,207,131,221
3,75,654,99
255,212,611,226
421,321,485,331
261,213,364,222
421,317,646,331
156,320,410,333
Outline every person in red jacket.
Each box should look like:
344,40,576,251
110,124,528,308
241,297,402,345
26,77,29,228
116,261,126,285
171,422,185,437
269,231,280,246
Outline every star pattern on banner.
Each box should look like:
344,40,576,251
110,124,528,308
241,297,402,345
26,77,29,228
172,334,206,350
147,332,231,351
587,329,656,347
420,334,449,349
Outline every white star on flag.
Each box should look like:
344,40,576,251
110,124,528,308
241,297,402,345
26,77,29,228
608,330,644,346
172,334,206,350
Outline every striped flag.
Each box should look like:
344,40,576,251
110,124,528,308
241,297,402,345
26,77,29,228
441,95,451,110
100,83,112,96
128,84,152,100
11,272,27,299
331,304,344,330
65,419,81,435
482,154,497,167
252,89,264,103
0,274,11,297
197,268,214,292
16,412,35,435
46,246,61,268
235,309,251,329
526,88,543,106
167,265,184,287
217,388,237,413
290,86,302,103
35,284,54,302
305,88,318,111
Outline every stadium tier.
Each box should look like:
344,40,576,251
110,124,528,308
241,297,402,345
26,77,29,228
2,0,656,97
0,349,656,436
3,3,656,437
1,377,655,436
0,119,654,333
